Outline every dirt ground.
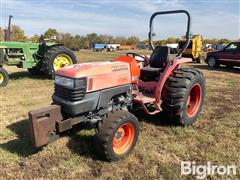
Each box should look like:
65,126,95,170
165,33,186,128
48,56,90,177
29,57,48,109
0,50,239,179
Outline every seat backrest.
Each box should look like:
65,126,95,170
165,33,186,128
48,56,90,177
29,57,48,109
149,46,170,68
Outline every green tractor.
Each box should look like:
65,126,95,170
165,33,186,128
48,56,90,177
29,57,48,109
0,15,77,87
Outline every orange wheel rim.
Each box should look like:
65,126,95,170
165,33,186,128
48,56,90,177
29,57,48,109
186,83,202,117
112,123,135,155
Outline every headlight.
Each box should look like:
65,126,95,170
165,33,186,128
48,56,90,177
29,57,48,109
55,76,74,88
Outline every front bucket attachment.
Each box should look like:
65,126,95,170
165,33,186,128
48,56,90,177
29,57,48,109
28,105,63,148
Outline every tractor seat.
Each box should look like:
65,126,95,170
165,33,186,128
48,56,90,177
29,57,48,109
140,46,170,81
140,67,163,80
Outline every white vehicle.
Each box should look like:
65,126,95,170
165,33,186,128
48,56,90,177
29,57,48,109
205,44,212,49
106,44,120,51
166,43,178,53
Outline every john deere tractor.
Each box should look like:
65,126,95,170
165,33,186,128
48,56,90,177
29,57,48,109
0,15,77,87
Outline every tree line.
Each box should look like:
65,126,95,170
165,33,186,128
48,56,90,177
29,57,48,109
0,26,141,49
0,25,237,50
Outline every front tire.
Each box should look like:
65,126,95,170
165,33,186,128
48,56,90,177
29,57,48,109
0,67,9,87
95,110,139,161
43,46,77,78
161,68,205,125
207,56,218,68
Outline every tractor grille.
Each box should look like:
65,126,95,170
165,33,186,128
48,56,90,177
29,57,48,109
54,80,86,102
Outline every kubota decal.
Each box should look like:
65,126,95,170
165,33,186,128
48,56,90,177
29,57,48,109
112,65,129,71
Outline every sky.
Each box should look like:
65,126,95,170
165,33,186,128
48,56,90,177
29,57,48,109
0,0,239,40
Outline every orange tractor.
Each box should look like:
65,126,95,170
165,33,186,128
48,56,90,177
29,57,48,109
29,10,205,161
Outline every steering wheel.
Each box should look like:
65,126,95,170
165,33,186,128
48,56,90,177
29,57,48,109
126,52,147,62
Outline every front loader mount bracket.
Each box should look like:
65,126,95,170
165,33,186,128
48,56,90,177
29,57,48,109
28,105,63,148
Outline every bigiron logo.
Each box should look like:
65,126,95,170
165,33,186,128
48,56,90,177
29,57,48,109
181,161,237,179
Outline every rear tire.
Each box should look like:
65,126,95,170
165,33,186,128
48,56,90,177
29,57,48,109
161,68,205,125
0,67,9,87
95,110,139,161
42,46,77,78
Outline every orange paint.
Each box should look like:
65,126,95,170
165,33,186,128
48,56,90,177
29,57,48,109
56,61,131,92
115,56,140,83
112,123,135,155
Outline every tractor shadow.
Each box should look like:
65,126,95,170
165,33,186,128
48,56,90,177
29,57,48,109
0,118,100,160
0,119,38,157
67,109,183,160
132,110,180,127
66,125,100,160
0,110,183,161
9,71,46,80
189,64,240,74
67,111,180,161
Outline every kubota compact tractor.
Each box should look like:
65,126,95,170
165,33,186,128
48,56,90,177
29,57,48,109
29,10,205,161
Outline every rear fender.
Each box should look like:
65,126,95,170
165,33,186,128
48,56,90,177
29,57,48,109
37,43,64,58
47,43,64,48
155,57,192,100
206,55,218,61
115,55,140,83
39,43,64,50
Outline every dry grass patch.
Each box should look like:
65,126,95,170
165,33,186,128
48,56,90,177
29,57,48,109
0,50,239,179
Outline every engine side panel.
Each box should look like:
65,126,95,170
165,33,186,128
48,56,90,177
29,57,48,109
53,84,131,116
97,84,131,109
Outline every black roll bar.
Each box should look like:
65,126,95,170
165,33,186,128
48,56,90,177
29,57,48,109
148,10,191,56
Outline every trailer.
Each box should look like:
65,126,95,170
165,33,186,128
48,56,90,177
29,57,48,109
93,44,106,52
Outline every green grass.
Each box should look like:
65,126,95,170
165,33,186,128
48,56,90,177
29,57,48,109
0,50,239,179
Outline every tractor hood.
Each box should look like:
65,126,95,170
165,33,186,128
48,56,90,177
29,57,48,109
55,61,132,92
56,61,130,78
